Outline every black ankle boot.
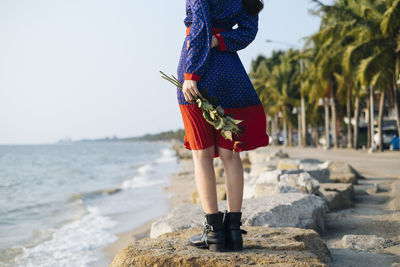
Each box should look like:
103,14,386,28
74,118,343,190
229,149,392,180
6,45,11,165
223,210,247,251
189,211,226,252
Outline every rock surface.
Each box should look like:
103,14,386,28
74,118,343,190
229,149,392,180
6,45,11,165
277,159,301,170
245,170,320,198
318,183,354,210
111,226,331,267
306,161,362,185
150,193,327,238
327,161,362,184
341,234,387,251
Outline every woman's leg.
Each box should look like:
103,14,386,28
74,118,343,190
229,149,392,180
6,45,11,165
217,146,244,212
192,145,219,214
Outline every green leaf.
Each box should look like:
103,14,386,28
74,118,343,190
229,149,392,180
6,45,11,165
202,102,213,111
216,106,225,116
203,111,213,124
214,118,224,130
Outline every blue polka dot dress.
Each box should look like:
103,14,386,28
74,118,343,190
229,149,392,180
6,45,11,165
177,0,269,157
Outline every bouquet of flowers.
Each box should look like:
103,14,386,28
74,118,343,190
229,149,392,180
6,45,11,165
160,71,244,151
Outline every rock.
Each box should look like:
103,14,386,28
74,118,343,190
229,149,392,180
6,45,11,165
274,149,289,158
253,183,277,197
307,161,362,185
307,168,331,183
171,141,192,159
111,226,331,267
277,159,301,170
318,183,354,210
214,165,225,184
299,158,325,171
278,172,320,194
341,234,387,251
327,161,361,184
249,164,275,177
246,171,320,198
257,169,281,184
192,184,226,204
241,151,251,165
247,150,269,165
150,193,327,238
366,183,382,194
387,181,400,211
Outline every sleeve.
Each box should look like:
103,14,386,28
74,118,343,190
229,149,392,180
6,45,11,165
214,10,258,53
184,0,212,82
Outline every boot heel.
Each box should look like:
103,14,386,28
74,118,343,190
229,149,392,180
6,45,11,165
231,242,243,251
208,243,224,252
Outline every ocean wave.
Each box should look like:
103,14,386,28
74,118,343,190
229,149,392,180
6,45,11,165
69,188,122,202
154,148,176,163
9,206,117,267
120,147,176,190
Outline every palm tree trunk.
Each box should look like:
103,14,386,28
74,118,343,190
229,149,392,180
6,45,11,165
346,87,352,148
313,122,319,147
297,111,302,147
324,98,330,149
273,113,279,145
330,80,338,148
288,123,293,147
370,86,375,150
353,96,360,149
367,97,371,149
378,91,386,151
301,94,306,147
394,71,400,138
330,98,338,148
283,115,288,147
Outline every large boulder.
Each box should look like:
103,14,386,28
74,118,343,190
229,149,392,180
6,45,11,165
327,161,362,184
111,226,331,267
387,180,400,211
277,159,301,170
243,170,281,198
245,170,320,198
307,161,362,185
277,172,320,194
318,183,354,210
150,193,327,238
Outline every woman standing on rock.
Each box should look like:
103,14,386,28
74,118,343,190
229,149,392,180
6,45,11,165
177,0,268,252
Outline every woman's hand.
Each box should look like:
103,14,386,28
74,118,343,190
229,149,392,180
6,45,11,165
211,35,219,48
186,35,219,50
182,80,203,103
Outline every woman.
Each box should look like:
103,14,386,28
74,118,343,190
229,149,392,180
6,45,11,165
177,0,268,252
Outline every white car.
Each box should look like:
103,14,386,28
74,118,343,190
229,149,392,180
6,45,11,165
373,128,398,149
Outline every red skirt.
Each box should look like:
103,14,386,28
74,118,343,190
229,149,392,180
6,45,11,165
179,103,269,158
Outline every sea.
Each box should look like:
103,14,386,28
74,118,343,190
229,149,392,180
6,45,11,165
0,141,180,267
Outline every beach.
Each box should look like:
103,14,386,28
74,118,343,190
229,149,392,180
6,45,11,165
104,152,197,261
108,144,400,266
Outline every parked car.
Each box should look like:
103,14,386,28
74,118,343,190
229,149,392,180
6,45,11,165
391,137,400,150
373,127,398,149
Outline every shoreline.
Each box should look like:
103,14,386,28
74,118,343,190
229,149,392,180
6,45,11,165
103,145,196,262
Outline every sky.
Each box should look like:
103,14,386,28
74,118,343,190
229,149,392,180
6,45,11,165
0,0,325,144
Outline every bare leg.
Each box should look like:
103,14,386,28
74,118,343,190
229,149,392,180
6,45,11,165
192,145,218,214
218,146,244,212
